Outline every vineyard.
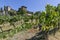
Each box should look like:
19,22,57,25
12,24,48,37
0,4,60,40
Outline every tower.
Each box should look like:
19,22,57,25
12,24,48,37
4,6,11,15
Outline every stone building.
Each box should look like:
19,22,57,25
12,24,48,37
21,6,27,11
0,6,16,16
19,6,33,16
0,6,12,16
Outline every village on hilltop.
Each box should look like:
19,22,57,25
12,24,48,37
0,6,34,16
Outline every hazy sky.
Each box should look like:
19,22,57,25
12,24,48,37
0,0,60,12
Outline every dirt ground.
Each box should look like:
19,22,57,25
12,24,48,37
1,29,60,40
48,30,60,40
1,28,39,40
